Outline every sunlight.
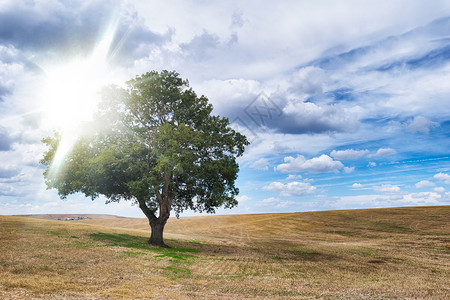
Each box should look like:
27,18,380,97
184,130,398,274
41,13,118,132
41,18,118,175
41,45,113,131
42,59,102,131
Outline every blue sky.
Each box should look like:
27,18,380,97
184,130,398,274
1,0,450,217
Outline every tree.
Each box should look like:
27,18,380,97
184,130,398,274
41,70,248,247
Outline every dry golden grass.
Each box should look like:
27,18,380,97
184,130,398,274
1,206,449,299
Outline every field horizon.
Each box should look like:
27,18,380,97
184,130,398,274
1,206,449,299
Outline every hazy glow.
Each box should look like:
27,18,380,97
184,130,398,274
41,38,114,131
42,20,118,176
42,60,100,130
47,133,77,180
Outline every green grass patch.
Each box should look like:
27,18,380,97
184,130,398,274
155,252,196,262
163,266,192,279
187,239,205,245
88,232,199,256
122,251,147,257
89,232,152,250
170,246,199,253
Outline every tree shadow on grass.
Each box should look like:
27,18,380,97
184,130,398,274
88,231,257,260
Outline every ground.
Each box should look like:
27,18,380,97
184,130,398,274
1,206,449,299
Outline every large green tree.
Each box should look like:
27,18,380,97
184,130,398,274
41,70,248,247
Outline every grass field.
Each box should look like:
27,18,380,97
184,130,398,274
1,206,449,299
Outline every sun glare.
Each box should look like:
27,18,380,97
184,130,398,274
41,17,117,133
42,60,101,130
41,20,118,175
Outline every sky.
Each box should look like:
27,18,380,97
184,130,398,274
1,0,450,218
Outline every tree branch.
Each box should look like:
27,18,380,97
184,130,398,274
137,197,157,221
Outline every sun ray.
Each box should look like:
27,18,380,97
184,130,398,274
41,16,120,177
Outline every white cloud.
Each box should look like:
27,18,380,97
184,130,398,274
2,0,450,216
434,172,450,184
280,101,360,134
0,183,18,196
263,181,316,197
286,174,302,180
373,184,401,194
404,192,442,205
275,154,343,173
0,165,20,179
434,187,445,194
352,183,364,189
368,162,377,167
415,180,435,188
249,158,269,170
199,78,261,116
372,148,397,157
343,166,355,173
289,66,329,96
236,195,251,203
258,197,296,208
326,189,449,210
405,116,439,134
330,149,369,160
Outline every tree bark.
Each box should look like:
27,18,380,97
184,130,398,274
149,217,169,248
137,197,170,248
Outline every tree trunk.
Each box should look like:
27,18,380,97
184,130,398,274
149,217,169,248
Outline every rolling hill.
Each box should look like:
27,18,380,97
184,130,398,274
1,206,449,299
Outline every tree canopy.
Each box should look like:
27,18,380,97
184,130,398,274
41,70,248,247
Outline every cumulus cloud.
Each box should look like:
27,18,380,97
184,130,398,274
312,17,450,141
286,174,302,180
343,166,355,173
249,158,269,170
330,190,447,210
275,154,343,173
0,46,24,101
352,183,364,189
415,180,435,188
276,101,359,134
199,78,261,117
236,195,251,203
0,165,20,178
434,187,445,194
330,149,369,160
0,183,18,196
289,66,329,96
231,10,244,28
405,116,439,134
0,1,111,53
404,192,442,205
181,30,221,60
373,184,401,194
372,148,396,157
263,181,316,197
2,1,450,216
434,172,450,184
0,1,171,66
0,126,15,151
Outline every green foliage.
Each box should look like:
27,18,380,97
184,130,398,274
41,70,249,219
